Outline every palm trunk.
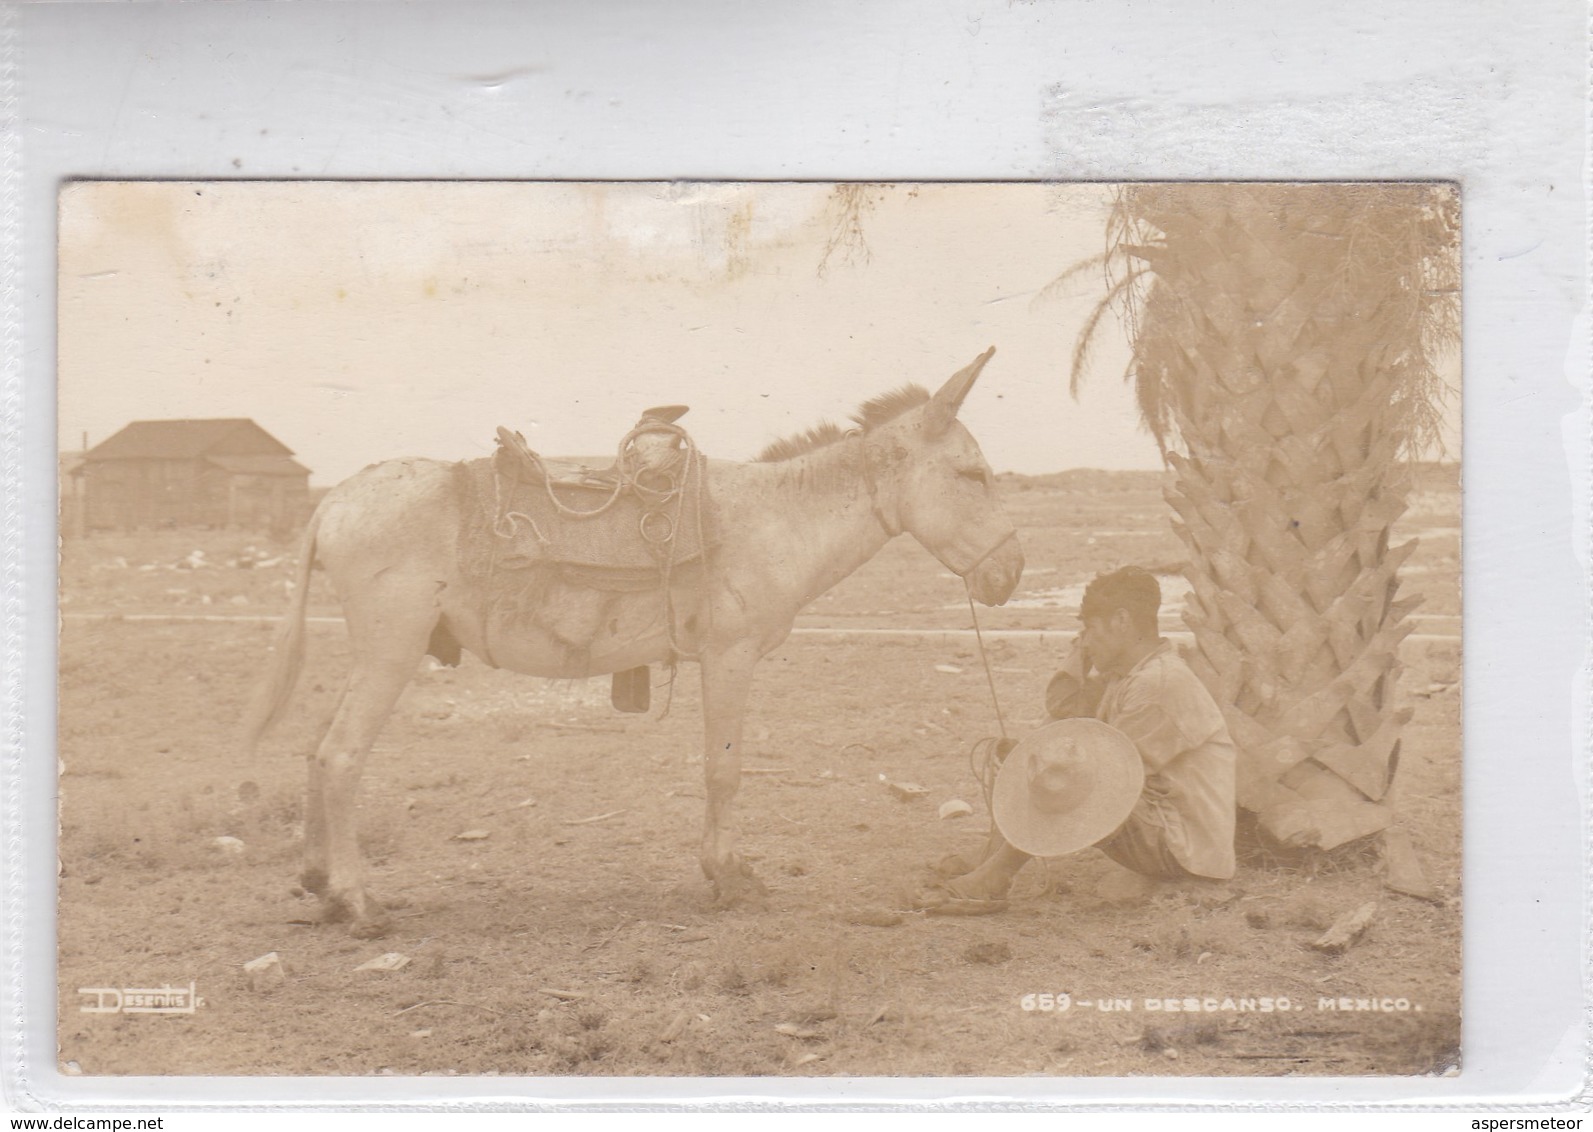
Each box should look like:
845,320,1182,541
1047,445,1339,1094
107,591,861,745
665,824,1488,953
1107,184,1457,853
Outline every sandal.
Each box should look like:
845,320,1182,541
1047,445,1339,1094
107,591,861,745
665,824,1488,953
911,879,1010,916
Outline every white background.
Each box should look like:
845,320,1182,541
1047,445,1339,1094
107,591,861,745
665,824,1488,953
5,0,1588,1112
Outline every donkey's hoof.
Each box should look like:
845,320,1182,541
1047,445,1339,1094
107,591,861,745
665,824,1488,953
347,915,392,940
311,899,350,925
711,861,770,908
299,866,330,897
317,890,389,937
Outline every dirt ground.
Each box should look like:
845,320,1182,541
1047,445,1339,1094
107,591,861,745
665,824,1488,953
56,467,1461,1079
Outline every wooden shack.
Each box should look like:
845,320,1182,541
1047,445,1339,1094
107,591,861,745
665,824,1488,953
75,418,311,532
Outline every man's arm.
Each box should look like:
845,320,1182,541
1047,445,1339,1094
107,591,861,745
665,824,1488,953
1104,698,1191,772
1105,666,1227,772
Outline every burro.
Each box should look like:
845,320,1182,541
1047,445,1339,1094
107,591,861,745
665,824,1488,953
245,349,1024,939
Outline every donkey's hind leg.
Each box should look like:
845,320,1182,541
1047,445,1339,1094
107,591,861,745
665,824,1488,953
312,588,439,937
299,684,347,898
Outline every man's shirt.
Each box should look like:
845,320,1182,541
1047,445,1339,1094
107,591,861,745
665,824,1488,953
1050,639,1237,879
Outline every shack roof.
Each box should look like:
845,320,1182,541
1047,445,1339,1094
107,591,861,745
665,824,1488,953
84,419,296,462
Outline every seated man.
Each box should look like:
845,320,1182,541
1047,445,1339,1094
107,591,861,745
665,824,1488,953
944,566,1237,901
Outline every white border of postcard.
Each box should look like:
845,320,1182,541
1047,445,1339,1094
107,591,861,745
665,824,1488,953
6,0,1588,1111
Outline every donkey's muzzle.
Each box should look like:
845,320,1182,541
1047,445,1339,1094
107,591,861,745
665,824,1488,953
967,533,1024,606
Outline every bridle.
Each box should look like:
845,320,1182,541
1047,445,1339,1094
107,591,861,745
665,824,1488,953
854,429,1017,576
964,527,1019,579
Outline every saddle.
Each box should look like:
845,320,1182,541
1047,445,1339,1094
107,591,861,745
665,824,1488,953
484,406,710,714
488,405,709,577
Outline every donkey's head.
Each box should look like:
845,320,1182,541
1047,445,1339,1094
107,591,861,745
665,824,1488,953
864,348,1025,606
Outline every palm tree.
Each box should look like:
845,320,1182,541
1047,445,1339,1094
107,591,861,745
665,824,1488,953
1070,183,1459,882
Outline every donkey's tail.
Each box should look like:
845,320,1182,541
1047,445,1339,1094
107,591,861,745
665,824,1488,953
242,509,320,752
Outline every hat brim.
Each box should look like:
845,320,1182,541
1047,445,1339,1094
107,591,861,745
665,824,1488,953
991,718,1144,858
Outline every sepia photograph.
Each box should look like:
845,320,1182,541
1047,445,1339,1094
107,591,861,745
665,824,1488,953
56,180,1461,1080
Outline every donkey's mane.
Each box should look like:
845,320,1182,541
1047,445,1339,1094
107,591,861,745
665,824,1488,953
756,384,931,463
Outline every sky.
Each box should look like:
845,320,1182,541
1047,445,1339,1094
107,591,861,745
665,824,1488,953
58,182,1458,486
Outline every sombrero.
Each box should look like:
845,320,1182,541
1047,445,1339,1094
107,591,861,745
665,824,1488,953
991,718,1144,858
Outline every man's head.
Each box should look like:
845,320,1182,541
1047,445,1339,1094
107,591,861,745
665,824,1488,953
1078,566,1161,673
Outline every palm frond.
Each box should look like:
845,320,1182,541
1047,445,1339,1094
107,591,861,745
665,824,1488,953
1036,251,1112,304
1067,267,1143,398
1068,182,1459,462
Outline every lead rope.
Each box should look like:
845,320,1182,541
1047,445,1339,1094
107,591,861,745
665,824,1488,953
966,586,1008,741
966,587,1010,815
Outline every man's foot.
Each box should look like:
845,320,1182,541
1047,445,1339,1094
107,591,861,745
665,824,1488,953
943,869,1015,903
933,825,1007,879
933,851,982,879
910,877,1009,916
919,839,1029,910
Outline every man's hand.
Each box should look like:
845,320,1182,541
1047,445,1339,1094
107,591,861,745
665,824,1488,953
1045,671,1088,720
1061,637,1093,680
1046,641,1104,721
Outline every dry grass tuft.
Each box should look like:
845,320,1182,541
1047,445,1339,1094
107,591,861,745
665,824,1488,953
962,941,1012,965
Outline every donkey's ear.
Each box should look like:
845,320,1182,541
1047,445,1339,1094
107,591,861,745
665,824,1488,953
925,347,996,437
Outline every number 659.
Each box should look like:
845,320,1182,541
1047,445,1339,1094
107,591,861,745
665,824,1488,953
1019,993,1071,1012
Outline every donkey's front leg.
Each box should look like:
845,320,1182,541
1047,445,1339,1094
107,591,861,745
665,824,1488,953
698,642,769,906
